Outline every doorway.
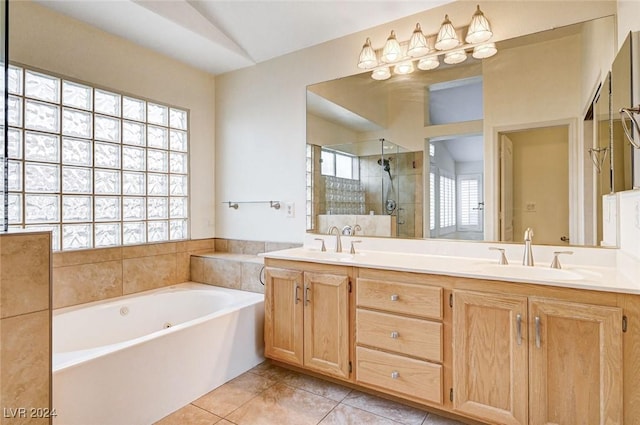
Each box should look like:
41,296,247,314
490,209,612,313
428,135,484,241
499,126,570,245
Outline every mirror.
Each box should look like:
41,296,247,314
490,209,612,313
306,15,619,246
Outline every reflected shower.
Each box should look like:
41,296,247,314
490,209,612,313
378,157,392,179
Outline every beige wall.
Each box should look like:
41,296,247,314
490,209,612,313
9,0,216,240
508,126,570,245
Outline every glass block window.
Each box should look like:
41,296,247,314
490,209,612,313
6,65,189,250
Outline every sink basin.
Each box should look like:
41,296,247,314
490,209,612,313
472,264,586,281
297,250,354,261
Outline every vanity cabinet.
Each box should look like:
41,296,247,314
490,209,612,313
452,290,623,425
355,276,444,405
264,265,351,380
452,291,528,424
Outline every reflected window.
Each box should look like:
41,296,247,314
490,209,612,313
429,77,483,125
320,149,359,180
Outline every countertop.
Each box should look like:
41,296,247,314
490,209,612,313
262,245,639,295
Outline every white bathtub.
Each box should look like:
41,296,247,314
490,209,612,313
53,282,265,425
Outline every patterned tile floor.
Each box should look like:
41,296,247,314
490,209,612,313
155,361,466,425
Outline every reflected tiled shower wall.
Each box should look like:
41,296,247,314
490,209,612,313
361,152,424,239
0,232,51,425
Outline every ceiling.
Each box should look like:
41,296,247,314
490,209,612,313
35,0,452,76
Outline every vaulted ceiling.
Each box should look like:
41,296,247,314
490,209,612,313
35,0,451,75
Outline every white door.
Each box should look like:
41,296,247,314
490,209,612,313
457,174,483,233
500,135,514,241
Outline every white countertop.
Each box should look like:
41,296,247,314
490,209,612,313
262,236,640,295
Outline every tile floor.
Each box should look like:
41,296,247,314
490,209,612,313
155,361,466,425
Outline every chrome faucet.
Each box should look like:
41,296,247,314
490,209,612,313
327,226,342,252
523,227,534,266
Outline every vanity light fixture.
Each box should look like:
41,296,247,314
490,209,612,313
357,38,377,69
382,30,402,63
407,23,429,57
371,67,392,80
357,4,497,80
472,42,497,59
394,61,415,75
435,15,459,50
418,56,440,70
444,50,467,64
465,5,493,43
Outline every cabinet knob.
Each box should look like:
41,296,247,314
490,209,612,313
390,294,399,301
391,371,399,379
390,331,399,339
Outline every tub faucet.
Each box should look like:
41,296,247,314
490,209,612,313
523,227,534,266
327,226,342,252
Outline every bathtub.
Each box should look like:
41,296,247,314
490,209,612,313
53,282,265,425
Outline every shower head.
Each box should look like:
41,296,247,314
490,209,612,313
377,157,391,172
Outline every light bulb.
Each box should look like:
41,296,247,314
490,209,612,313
443,50,467,64
371,67,391,80
472,43,497,59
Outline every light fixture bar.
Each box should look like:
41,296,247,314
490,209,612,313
358,5,497,80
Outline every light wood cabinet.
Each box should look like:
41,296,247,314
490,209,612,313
264,267,304,366
264,266,351,380
528,297,622,425
452,291,529,425
355,276,444,405
452,290,623,425
264,259,635,424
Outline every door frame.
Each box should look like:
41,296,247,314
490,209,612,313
488,118,582,244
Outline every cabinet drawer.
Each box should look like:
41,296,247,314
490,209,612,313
357,278,442,319
356,309,442,362
356,346,442,405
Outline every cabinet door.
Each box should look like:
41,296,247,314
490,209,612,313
452,290,528,425
303,272,350,379
529,298,622,425
264,267,304,366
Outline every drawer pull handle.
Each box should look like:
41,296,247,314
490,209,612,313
294,285,301,304
390,331,399,339
535,316,541,348
516,313,522,346
390,294,399,301
391,371,399,379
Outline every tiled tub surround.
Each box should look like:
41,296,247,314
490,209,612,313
53,283,264,425
52,238,299,308
52,238,216,309
190,239,302,293
0,232,52,425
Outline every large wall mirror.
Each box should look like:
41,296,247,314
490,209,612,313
306,14,633,247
